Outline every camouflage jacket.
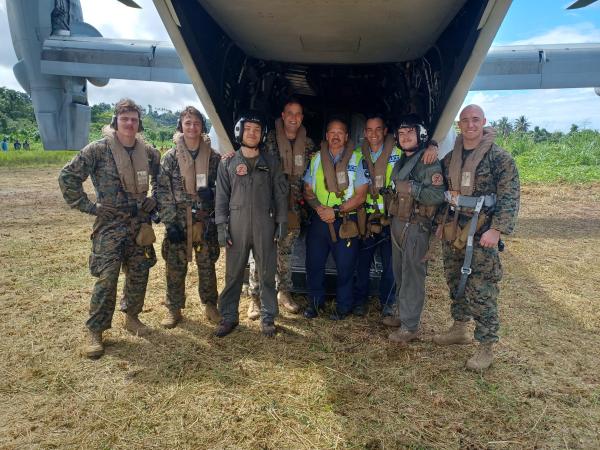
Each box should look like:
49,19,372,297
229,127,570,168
58,132,160,216
157,141,221,227
440,131,520,235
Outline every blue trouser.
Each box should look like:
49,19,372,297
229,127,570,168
305,214,358,315
353,225,395,313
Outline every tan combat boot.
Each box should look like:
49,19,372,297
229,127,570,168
432,320,472,345
466,343,494,371
161,309,182,329
247,294,261,321
205,303,221,324
278,291,300,314
388,328,420,345
382,316,401,327
124,313,149,336
85,330,104,359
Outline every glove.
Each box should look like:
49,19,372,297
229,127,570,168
95,204,117,221
197,188,214,205
166,224,185,244
141,197,157,213
274,222,287,243
217,223,232,248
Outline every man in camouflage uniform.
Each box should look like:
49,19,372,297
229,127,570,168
58,99,161,358
245,98,314,319
157,106,221,328
384,115,445,346
434,104,520,371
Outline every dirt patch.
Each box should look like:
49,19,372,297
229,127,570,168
1,168,599,448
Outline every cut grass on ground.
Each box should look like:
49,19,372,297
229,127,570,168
0,167,599,449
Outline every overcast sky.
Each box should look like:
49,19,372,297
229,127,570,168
1,0,599,131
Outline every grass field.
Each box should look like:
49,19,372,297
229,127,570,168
1,167,599,449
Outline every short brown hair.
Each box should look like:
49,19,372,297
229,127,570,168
114,98,142,119
178,106,206,132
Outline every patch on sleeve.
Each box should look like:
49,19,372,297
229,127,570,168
431,173,444,186
236,164,248,176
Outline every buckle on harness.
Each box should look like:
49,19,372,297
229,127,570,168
461,267,472,275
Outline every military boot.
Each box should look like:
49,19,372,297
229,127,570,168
432,320,472,346
382,316,402,327
247,294,261,321
261,321,277,337
205,303,221,324
161,309,182,329
388,328,420,344
277,291,300,314
85,330,104,359
124,313,149,336
466,343,494,371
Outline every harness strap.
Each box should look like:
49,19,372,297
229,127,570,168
455,195,485,300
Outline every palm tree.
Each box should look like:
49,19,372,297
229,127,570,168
514,115,530,133
496,117,512,136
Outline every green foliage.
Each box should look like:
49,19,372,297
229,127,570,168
498,128,600,183
0,147,77,168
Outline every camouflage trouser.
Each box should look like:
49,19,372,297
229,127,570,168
161,225,220,311
442,241,503,343
248,228,300,296
87,220,157,332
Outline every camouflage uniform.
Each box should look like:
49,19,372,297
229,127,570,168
247,129,314,295
439,128,520,343
58,132,160,332
157,141,221,312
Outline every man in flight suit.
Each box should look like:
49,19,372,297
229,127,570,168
354,114,439,318
215,112,288,337
59,98,160,358
385,115,445,345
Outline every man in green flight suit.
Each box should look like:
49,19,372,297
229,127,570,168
384,115,445,346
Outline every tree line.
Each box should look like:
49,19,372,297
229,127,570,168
0,87,211,148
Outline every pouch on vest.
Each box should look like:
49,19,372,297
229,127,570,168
417,204,438,220
357,207,367,237
453,213,488,250
135,223,156,247
191,222,204,245
384,190,397,217
287,210,301,231
394,181,414,222
367,212,383,235
339,215,359,239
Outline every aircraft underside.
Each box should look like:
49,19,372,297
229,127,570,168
164,0,500,146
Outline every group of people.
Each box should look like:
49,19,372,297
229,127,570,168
58,97,519,372
1,137,29,151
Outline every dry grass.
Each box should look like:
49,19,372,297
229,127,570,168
1,167,599,449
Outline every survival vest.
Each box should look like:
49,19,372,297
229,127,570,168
104,128,149,201
174,132,212,201
361,135,402,214
308,144,363,207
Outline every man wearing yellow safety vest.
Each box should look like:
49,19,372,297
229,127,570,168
303,118,369,320
353,114,439,319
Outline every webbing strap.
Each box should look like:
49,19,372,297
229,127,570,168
455,195,485,299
